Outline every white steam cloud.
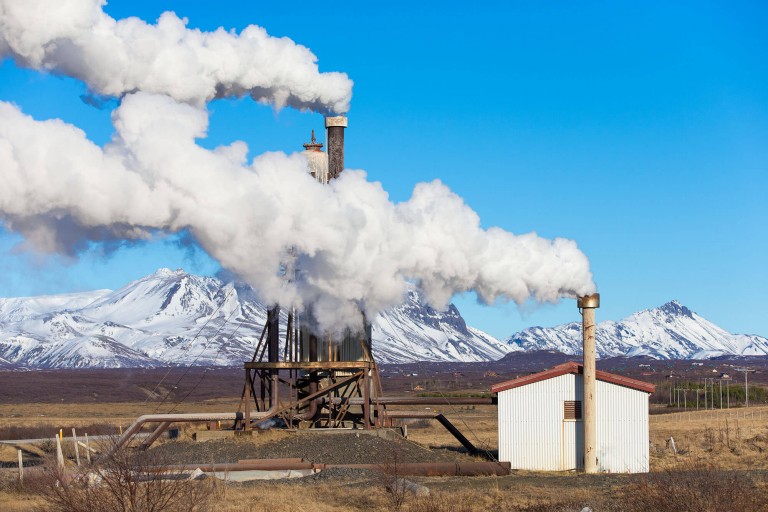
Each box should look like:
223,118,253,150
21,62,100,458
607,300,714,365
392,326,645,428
0,2,596,332
0,94,595,331
0,0,352,113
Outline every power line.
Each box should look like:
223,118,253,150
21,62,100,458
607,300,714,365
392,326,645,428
166,319,247,413
734,368,754,408
381,312,499,462
148,287,238,412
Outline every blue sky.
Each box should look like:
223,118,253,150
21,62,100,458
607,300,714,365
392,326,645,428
0,1,766,339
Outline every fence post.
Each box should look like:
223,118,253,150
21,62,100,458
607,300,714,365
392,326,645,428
17,449,23,483
85,433,92,464
55,435,64,468
72,428,80,466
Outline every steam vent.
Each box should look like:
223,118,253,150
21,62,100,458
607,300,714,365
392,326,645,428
302,130,328,183
325,115,347,180
237,114,382,433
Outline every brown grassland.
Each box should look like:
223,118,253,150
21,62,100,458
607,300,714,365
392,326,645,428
1,386,768,510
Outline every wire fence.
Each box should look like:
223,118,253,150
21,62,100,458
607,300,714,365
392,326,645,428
651,407,767,424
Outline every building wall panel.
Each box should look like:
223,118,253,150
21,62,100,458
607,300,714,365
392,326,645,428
499,374,579,471
596,379,649,473
498,374,650,473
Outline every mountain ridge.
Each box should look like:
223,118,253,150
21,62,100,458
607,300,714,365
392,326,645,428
0,271,763,368
505,300,768,360
0,268,507,368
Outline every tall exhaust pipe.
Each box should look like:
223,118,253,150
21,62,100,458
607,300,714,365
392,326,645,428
578,292,600,473
325,115,347,180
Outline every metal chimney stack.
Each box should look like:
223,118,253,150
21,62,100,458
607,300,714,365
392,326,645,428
325,115,347,180
578,292,600,473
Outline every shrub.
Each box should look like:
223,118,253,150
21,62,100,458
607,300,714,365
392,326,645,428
621,459,767,512
30,440,216,512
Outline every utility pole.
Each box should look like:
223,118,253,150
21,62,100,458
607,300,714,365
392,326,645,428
745,372,749,408
735,368,753,408
703,379,707,409
719,379,722,409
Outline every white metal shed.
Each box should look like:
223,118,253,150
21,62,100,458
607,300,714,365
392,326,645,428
491,362,655,473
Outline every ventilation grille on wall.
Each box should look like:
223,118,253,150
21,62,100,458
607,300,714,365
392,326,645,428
564,400,582,420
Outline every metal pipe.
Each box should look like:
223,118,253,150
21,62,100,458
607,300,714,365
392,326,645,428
253,371,363,427
106,412,247,457
159,462,315,472
294,333,320,421
110,373,283,456
363,369,371,429
294,380,318,421
325,116,347,180
578,293,600,474
321,462,511,476
327,396,495,406
385,411,480,456
245,367,252,431
139,421,172,450
237,458,306,465
267,306,280,366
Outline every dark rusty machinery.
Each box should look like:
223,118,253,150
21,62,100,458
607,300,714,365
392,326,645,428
234,116,489,453
111,116,493,459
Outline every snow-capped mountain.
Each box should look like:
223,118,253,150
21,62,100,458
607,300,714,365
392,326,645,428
0,269,507,368
373,288,510,363
506,300,768,360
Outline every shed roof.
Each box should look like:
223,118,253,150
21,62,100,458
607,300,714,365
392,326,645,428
490,362,656,394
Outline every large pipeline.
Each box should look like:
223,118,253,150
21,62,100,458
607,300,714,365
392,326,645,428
107,412,245,458
328,396,496,406
108,385,278,456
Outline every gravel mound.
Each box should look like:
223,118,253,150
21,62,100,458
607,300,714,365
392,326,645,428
149,431,468,466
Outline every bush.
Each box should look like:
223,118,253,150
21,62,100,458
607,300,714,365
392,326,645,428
621,459,767,512
30,440,216,512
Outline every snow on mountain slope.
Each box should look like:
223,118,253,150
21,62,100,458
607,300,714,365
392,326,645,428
372,288,510,363
0,353,12,368
506,300,768,359
0,290,110,324
84,269,233,328
0,269,509,368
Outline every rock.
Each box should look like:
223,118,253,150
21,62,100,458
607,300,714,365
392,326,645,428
387,478,430,497
187,468,206,480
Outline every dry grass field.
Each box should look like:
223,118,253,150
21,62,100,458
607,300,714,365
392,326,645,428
1,362,767,512
2,400,768,511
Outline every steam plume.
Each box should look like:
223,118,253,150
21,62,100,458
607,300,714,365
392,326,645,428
0,94,596,331
0,0,352,113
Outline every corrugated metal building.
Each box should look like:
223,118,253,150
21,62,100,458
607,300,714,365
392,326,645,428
491,362,655,473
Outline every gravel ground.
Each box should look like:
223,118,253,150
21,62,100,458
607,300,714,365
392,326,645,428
149,430,471,466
